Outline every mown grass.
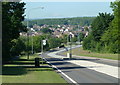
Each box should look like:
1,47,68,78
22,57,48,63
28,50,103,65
2,54,67,83
62,47,119,60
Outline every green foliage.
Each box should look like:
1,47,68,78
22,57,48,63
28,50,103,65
83,34,92,50
19,34,62,53
101,1,120,53
41,28,52,34
60,34,68,44
83,1,119,54
79,32,85,42
91,13,114,42
48,38,62,49
2,2,26,62
23,17,95,26
10,38,26,56
72,36,77,42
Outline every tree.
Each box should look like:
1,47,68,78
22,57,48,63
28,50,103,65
2,2,26,62
48,38,61,49
83,0,119,53
101,1,120,53
10,38,26,56
83,13,114,52
91,13,114,42
41,28,52,34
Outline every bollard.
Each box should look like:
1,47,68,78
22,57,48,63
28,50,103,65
35,58,40,67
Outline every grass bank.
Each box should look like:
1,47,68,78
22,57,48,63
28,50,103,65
62,47,119,60
2,54,67,83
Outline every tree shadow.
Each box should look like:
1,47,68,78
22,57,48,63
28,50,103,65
2,66,27,75
51,62,71,66
57,66,86,70
2,57,51,76
67,58,100,61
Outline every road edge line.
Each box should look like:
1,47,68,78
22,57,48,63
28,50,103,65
43,58,78,84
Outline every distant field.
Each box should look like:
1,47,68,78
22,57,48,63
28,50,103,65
62,47,119,60
2,54,67,83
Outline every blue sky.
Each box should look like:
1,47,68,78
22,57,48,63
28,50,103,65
23,2,114,19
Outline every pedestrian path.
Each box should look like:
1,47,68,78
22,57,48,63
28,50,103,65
66,60,118,78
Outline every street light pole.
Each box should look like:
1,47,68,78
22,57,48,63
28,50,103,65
78,24,80,44
32,34,34,54
26,6,44,60
69,34,72,59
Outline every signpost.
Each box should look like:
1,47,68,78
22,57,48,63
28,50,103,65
41,39,47,65
67,34,72,59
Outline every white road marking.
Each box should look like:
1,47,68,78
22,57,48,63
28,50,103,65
43,58,78,84
47,45,119,79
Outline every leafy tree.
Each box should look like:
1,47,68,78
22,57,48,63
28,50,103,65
41,28,52,34
83,0,119,54
83,13,114,52
101,1,120,53
10,38,26,56
48,38,62,48
91,13,114,42
78,32,85,42
2,2,26,62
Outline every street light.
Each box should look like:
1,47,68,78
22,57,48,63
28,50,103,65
26,6,44,59
31,28,35,54
77,24,80,45
69,33,72,59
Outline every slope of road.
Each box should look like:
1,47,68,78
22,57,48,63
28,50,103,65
43,45,119,84
47,45,82,59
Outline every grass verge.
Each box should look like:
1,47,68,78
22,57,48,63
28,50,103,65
62,47,119,60
2,54,67,83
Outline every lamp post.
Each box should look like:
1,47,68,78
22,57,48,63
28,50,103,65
69,33,72,59
31,28,35,54
78,24,80,45
26,6,44,59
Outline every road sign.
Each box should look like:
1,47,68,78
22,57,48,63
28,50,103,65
42,40,46,45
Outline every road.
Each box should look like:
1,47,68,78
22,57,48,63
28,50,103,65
41,45,119,84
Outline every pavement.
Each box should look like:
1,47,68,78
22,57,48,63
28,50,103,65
42,45,119,84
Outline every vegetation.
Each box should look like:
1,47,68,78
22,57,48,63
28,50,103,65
2,2,26,63
23,17,95,27
41,27,53,34
83,1,119,54
61,47,119,60
2,54,67,83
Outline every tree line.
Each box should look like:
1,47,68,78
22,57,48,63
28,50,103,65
23,17,95,27
83,1,120,54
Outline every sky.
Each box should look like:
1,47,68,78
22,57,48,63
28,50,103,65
22,0,115,19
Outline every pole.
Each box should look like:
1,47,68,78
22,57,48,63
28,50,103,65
78,25,80,44
32,35,33,54
27,12,29,60
26,6,44,59
41,40,44,65
27,33,29,60
69,34,72,59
